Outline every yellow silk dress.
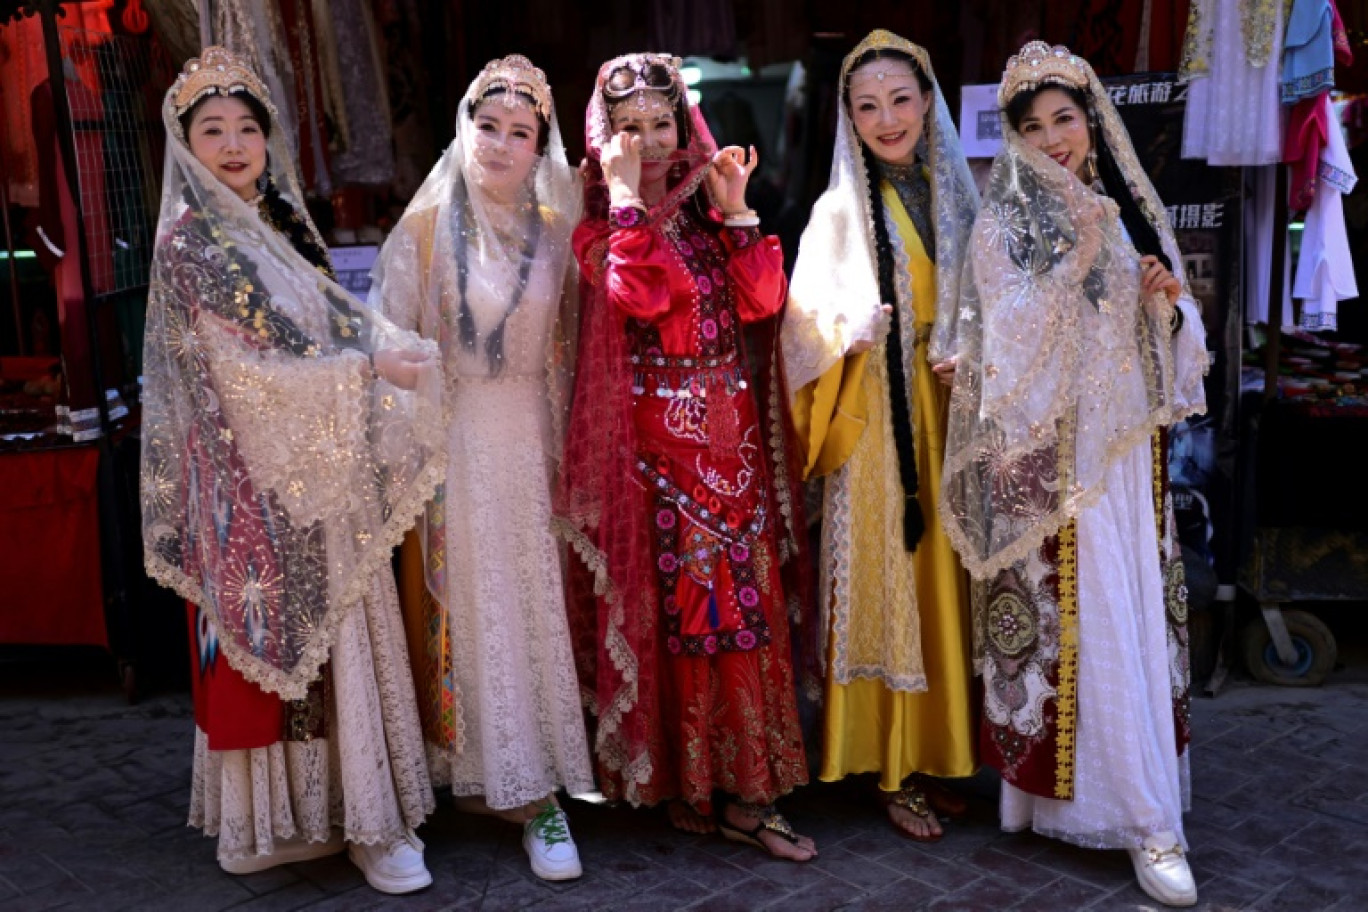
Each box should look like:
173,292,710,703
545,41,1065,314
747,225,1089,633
799,184,976,790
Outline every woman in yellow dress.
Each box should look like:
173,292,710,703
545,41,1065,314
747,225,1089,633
782,30,979,840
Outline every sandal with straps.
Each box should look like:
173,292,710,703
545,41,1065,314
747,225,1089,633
715,800,814,862
877,785,943,843
907,773,969,819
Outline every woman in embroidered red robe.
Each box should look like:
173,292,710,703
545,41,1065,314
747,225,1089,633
556,53,815,861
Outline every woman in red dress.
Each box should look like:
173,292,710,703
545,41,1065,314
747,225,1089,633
556,53,815,861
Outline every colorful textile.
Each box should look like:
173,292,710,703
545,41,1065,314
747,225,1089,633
1282,0,1337,103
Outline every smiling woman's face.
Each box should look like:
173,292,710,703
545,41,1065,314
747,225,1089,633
186,95,267,201
847,58,930,167
1015,87,1092,180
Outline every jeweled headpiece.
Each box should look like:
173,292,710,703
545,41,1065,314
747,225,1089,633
472,54,553,123
600,52,684,110
169,46,276,139
840,29,932,95
997,41,1093,108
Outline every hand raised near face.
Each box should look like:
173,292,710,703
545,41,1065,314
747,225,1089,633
602,132,644,205
706,145,759,215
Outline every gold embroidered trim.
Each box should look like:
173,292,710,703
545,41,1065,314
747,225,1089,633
1053,517,1079,800
1152,430,1166,548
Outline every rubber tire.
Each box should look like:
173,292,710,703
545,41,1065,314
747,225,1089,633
1240,609,1337,687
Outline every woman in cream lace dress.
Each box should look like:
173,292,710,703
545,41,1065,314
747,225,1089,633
370,56,594,882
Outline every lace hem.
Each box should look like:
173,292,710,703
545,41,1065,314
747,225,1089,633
146,456,445,701
550,516,650,797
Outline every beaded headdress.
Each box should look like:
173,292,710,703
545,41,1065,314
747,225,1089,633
997,40,1093,108
600,52,684,109
472,54,554,123
168,46,276,139
840,29,932,95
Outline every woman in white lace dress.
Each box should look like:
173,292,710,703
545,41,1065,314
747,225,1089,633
370,56,594,882
940,43,1209,908
142,48,442,895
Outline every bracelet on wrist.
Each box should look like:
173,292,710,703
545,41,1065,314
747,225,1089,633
609,200,647,230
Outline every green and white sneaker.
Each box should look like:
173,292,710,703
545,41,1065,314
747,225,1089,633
522,804,582,881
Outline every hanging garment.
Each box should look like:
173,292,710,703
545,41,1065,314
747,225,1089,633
1294,95,1358,330
1286,90,1330,209
1181,0,1286,165
328,0,395,186
1245,165,1294,326
1282,0,1337,103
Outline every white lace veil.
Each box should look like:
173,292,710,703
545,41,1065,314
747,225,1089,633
782,30,980,397
141,48,444,700
368,55,580,613
939,42,1208,581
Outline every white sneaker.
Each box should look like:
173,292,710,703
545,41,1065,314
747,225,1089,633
1127,832,1197,908
219,832,345,875
522,804,582,881
348,830,432,895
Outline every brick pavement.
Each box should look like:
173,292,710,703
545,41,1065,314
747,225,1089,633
2,655,1366,911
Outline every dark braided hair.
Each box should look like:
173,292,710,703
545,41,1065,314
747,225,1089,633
845,47,932,551
1005,83,1172,273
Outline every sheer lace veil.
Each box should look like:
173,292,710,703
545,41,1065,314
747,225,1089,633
939,42,1208,581
141,47,444,700
368,54,580,622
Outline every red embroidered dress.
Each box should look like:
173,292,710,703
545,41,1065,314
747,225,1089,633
558,56,810,812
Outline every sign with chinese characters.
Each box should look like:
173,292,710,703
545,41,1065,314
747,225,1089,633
329,245,379,297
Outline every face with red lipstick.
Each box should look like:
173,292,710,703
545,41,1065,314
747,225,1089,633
847,57,931,167
185,95,268,202
1015,87,1093,181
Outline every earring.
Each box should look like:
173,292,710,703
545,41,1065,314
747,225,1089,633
1086,149,1099,185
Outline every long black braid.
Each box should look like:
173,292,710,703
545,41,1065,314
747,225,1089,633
859,142,926,552
846,46,933,552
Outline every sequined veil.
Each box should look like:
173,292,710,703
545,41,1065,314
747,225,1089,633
141,47,445,701
939,42,1209,585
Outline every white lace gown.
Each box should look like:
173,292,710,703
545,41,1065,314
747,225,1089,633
190,574,435,861
999,437,1191,849
416,239,595,811
998,269,1198,849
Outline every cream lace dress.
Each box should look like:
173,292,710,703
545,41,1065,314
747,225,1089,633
388,225,595,811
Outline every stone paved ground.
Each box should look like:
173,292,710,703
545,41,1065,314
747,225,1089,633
2,636,1367,912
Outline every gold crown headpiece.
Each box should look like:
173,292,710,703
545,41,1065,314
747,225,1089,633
600,52,684,106
840,30,933,94
169,46,276,137
998,41,1093,108
472,54,553,122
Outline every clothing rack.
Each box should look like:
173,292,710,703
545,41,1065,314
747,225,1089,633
0,0,152,697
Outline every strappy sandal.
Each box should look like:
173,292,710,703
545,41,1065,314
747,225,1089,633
907,773,969,819
715,800,814,862
877,785,943,843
